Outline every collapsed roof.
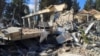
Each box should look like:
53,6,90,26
22,3,67,19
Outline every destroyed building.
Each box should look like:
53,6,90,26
0,2,100,56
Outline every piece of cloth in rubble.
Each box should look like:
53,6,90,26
56,31,72,44
56,27,65,34
39,29,49,43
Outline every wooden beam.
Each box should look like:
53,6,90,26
28,18,31,28
22,18,25,27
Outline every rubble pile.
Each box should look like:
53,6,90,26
0,3,100,56
0,18,100,56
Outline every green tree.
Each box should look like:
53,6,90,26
40,0,73,10
61,0,73,10
4,3,14,19
72,0,80,13
0,0,5,17
84,0,94,10
4,0,29,26
95,0,100,11
40,0,57,9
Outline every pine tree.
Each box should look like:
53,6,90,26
96,0,100,11
61,0,73,10
40,0,73,10
72,0,80,13
84,0,94,11
4,0,29,26
40,0,57,9
0,0,5,17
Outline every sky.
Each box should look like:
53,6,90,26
6,0,86,10
77,0,86,10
